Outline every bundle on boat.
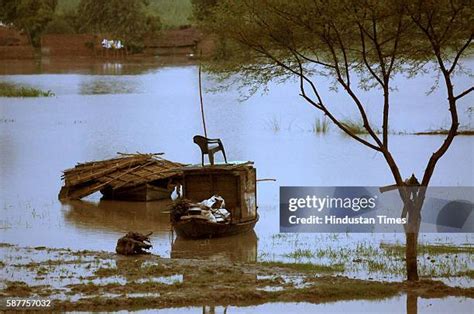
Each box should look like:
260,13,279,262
59,153,185,201
170,196,231,224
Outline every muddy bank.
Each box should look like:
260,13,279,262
0,26,212,61
0,243,472,312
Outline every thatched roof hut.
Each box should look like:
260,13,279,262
59,153,185,201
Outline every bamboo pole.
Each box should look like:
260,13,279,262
198,60,208,138
256,178,277,182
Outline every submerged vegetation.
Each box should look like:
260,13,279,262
0,82,54,98
259,261,344,273
284,248,315,259
381,243,474,256
340,119,370,135
267,240,473,279
264,116,281,132
312,117,330,133
416,129,474,136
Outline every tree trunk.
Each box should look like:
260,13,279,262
405,231,419,281
404,195,422,282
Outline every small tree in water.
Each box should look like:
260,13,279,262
197,0,473,281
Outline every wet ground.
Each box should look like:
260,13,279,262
0,243,472,312
0,57,473,311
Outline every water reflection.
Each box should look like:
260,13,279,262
0,57,196,75
202,306,228,314
407,293,418,314
79,77,140,94
101,62,124,75
62,199,172,233
171,231,258,263
62,200,258,262
140,295,470,314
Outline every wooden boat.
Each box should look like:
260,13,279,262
171,162,258,239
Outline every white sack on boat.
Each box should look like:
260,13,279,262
201,209,217,223
215,208,230,218
200,195,226,209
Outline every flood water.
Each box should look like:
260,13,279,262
138,296,472,314
0,58,473,288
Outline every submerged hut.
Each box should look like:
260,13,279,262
183,162,257,222
172,162,258,238
59,153,185,201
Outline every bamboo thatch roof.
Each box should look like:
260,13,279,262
59,153,186,200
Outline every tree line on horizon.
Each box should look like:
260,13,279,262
0,0,194,49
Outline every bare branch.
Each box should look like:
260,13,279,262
258,44,382,151
357,23,384,86
448,35,473,74
331,23,351,86
454,86,474,101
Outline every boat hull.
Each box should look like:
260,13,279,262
173,216,258,239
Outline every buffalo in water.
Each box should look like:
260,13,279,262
116,231,153,255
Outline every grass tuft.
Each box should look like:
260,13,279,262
0,82,54,97
312,116,330,133
340,119,368,135
367,260,386,273
284,248,315,259
264,116,281,132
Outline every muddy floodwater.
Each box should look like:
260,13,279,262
148,298,473,314
0,58,473,311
